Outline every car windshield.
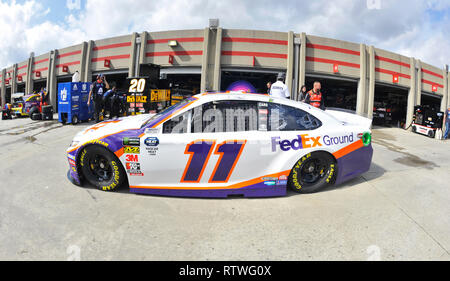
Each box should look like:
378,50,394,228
141,98,195,128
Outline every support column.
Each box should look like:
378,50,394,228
139,32,149,73
286,31,294,96
26,55,34,94
12,64,18,94
292,35,301,100
129,32,139,77
47,51,57,110
367,46,376,119
79,42,88,82
297,32,306,94
212,28,223,91
84,41,94,82
416,60,422,105
406,57,417,129
440,68,448,112
200,28,211,92
356,43,367,115
1,69,5,108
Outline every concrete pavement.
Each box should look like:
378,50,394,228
0,117,449,261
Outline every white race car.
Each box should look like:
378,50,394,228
67,92,373,198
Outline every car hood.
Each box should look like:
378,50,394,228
73,114,152,144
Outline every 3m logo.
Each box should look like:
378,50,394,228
124,146,140,154
125,155,139,162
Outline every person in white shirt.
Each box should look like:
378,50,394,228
270,73,290,99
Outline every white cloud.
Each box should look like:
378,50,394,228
1,0,450,69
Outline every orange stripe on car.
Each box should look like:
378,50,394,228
333,139,364,159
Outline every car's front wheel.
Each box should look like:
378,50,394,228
289,152,336,194
79,145,126,191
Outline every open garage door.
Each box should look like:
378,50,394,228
5,87,12,104
374,83,408,128
305,75,357,110
17,83,25,94
221,69,280,94
158,67,201,111
92,70,129,93
33,79,47,93
421,92,442,111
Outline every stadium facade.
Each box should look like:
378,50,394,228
1,26,449,127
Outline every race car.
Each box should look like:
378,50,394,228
67,92,373,198
11,93,42,118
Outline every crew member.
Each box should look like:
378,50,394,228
266,82,272,94
299,85,307,101
305,81,324,109
88,74,109,123
103,86,118,119
444,107,450,139
39,87,47,106
270,73,290,99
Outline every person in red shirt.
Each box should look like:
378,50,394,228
304,81,325,110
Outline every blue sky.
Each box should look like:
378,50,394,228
1,0,450,69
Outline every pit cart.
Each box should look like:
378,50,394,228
58,82,92,125
412,105,444,138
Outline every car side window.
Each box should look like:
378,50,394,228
191,100,258,133
163,110,191,134
268,103,322,131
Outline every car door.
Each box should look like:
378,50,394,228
134,98,281,189
262,102,326,173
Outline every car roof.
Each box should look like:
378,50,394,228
186,92,339,124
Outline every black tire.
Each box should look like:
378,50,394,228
288,152,336,194
428,130,435,138
79,145,127,192
29,107,39,120
72,115,79,125
412,126,416,133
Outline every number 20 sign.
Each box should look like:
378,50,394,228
181,140,247,183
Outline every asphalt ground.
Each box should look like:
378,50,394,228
0,116,449,261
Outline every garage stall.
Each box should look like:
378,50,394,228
305,75,357,111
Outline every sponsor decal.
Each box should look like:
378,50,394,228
60,88,68,102
82,83,87,91
123,137,140,146
322,134,354,146
262,177,278,181
124,146,140,154
145,137,159,147
126,162,144,176
67,154,76,161
279,175,288,181
271,134,322,152
73,84,78,91
276,180,288,186
125,154,139,162
264,181,276,186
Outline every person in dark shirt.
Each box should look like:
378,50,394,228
444,107,450,139
88,74,110,123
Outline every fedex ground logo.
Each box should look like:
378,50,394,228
271,135,322,152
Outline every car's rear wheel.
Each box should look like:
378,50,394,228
79,145,126,192
29,107,39,120
289,152,336,194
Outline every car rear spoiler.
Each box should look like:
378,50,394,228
325,108,372,130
